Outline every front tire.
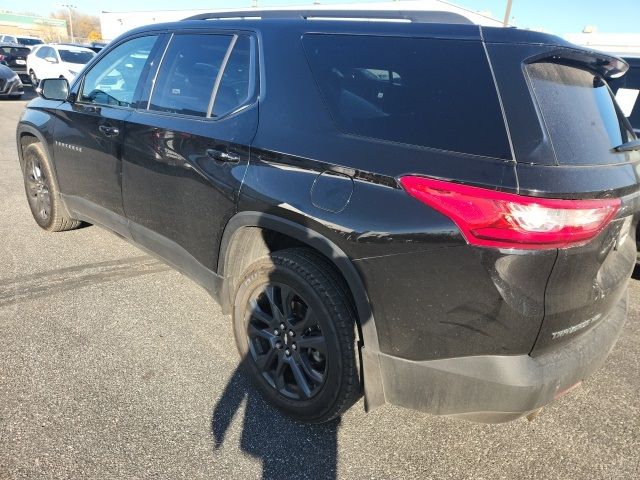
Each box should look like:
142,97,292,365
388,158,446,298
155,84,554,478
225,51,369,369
233,247,361,423
21,142,81,231
29,69,37,86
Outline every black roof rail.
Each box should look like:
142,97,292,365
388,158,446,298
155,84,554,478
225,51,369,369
183,9,474,25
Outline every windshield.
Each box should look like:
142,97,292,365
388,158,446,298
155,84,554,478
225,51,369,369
59,49,95,64
527,62,636,165
18,38,43,46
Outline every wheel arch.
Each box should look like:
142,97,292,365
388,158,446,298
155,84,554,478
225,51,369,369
16,126,49,169
218,211,386,410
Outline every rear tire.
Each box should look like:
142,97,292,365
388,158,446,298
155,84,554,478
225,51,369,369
232,247,361,423
29,69,37,86
21,142,82,232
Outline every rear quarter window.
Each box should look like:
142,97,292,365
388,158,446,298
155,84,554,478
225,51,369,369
302,34,512,160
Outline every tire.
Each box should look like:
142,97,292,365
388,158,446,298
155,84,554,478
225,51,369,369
21,142,82,232
29,70,37,86
233,247,361,423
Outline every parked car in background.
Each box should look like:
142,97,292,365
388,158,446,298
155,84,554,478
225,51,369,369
27,44,96,85
0,43,31,84
16,10,640,424
0,34,44,49
0,62,23,99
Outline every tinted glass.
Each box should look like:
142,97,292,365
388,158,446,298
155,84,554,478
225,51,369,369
58,48,94,64
610,63,640,132
81,35,157,108
303,34,511,159
18,38,43,46
212,35,252,118
150,34,232,117
626,66,640,131
527,62,635,165
0,46,30,57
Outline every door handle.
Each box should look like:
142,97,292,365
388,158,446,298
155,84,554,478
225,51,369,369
206,148,240,163
78,104,100,114
99,125,120,137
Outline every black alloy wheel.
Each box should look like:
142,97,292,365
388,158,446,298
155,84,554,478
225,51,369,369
245,282,328,400
233,248,361,423
24,154,51,223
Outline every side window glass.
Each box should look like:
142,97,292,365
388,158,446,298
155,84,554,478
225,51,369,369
36,47,48,59
80,35,157,108
149,34,232,117
212,35,252,118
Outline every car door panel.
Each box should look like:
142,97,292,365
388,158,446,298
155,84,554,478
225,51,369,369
52,34,160,223
53,103,130,216
121,32,258,271
122,108,257,271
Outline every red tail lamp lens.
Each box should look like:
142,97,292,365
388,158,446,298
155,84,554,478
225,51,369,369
399,176,620,249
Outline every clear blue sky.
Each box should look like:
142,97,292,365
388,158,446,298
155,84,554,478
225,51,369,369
12,0,640,34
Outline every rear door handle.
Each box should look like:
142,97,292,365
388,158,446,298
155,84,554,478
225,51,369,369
206,148,240,163
99,125,120,137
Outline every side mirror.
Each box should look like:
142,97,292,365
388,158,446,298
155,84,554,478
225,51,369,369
45,56,58,64
37,78,69,101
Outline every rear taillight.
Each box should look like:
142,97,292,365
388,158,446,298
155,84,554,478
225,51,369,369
399,176,620,249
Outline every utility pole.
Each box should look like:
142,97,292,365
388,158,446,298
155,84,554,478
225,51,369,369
60,4,75,42
503,0,513,27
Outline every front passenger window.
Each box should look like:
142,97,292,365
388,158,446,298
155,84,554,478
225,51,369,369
80,35,157,108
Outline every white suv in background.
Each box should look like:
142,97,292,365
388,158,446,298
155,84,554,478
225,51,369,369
27,44,95,85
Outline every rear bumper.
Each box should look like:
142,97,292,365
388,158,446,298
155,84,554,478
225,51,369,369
375,292,627,423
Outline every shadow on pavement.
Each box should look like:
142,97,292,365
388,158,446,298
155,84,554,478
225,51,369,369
211,362,339,480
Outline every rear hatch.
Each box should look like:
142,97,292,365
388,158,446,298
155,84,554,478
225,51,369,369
0,46,30,71
484,29,640,354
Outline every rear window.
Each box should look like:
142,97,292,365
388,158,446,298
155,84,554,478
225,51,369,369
610,62,640,133
0,46,30,57
59,49,95,64
527,62,635,165
302,34,512,160
18,38,43,46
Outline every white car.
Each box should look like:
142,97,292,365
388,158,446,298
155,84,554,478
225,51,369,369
0,34,44,49
27,44,96,85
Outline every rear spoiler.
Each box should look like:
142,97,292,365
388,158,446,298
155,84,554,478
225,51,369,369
481,26,629,79
525,47,629,78
523,47,629,79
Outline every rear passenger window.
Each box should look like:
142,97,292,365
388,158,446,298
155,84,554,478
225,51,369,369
303,34,512,160
150,34,254,119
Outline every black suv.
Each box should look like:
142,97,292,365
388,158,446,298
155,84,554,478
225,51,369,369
16,10,640,424
0,43,30,84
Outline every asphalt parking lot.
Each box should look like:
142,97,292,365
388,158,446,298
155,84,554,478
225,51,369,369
0,89,638,480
